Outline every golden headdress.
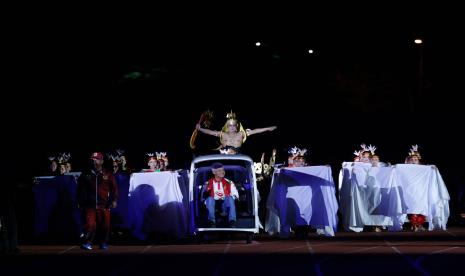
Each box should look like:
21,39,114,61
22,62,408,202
408,144,422,159
221,111,247,143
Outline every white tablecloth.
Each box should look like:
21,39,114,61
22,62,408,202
339,162,450,232
266,166,338,236
129,171,188,239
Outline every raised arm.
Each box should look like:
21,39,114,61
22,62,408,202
196,124,219,137
246,126,277,136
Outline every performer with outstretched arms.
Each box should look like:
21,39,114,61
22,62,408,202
195,111,277,154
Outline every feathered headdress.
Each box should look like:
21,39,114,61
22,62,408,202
108,154,121,162
146,152,157,162
367,144,377,155
288,146,308,158
408,144,421,159
359,144,376,155
219,148,231,154
57,152,71,164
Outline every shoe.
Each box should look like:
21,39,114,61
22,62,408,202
229,220,237,228
80,243,92,250
99,243,109,250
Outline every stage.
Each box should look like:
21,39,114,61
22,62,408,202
3,227,465,275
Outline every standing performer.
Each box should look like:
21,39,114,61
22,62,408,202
196,111,277,154
77,152,118,250
405,145,426,231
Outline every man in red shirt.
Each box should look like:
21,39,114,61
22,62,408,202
205,162,239,227
77,152,118,250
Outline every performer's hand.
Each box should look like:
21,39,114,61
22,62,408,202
196,124,201,130
269,126,277,131
111,201,117,209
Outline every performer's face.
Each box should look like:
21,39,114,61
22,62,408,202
212,167,225,178
293,157,306,167
59,164,66,175
65,162,72,173
354,156,360,162
371,156,379,166
227,123,237,133
411,156,420,164
361,152,371,163
159,160,165,171
121,156,127,166
50,161,58,172
93,159,104,167
148,158,157,170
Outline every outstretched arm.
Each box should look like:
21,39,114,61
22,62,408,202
246,126,277,136
196,124,219,137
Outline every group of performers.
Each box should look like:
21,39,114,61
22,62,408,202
30,110,452,251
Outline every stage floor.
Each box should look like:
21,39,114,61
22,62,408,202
3,227,465,275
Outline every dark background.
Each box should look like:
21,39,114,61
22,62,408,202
3,4,465,240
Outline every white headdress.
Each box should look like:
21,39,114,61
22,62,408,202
57,152,71,164
288,146,308,158
408,144,421,159
367,144,377,155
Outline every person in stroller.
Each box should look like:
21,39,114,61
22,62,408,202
204,162,239,227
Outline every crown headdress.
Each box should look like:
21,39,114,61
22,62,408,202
367,144,377,155
108,154,121,162
219,148,230,154
226,110,238,125
57,152,71,164
359,144,376,155
408,144,421,159
288,146,308,157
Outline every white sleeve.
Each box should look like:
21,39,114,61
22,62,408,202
229,180,239,199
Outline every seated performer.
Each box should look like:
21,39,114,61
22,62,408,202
47,155,59,176
360,144,376,163
196,111,277,154
156,152,169,171
405,145,426,231
353,150,361,162
287,146,308,167
141,153,159,172
204,162,239,227
356,144,385,232
57,152,71,174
